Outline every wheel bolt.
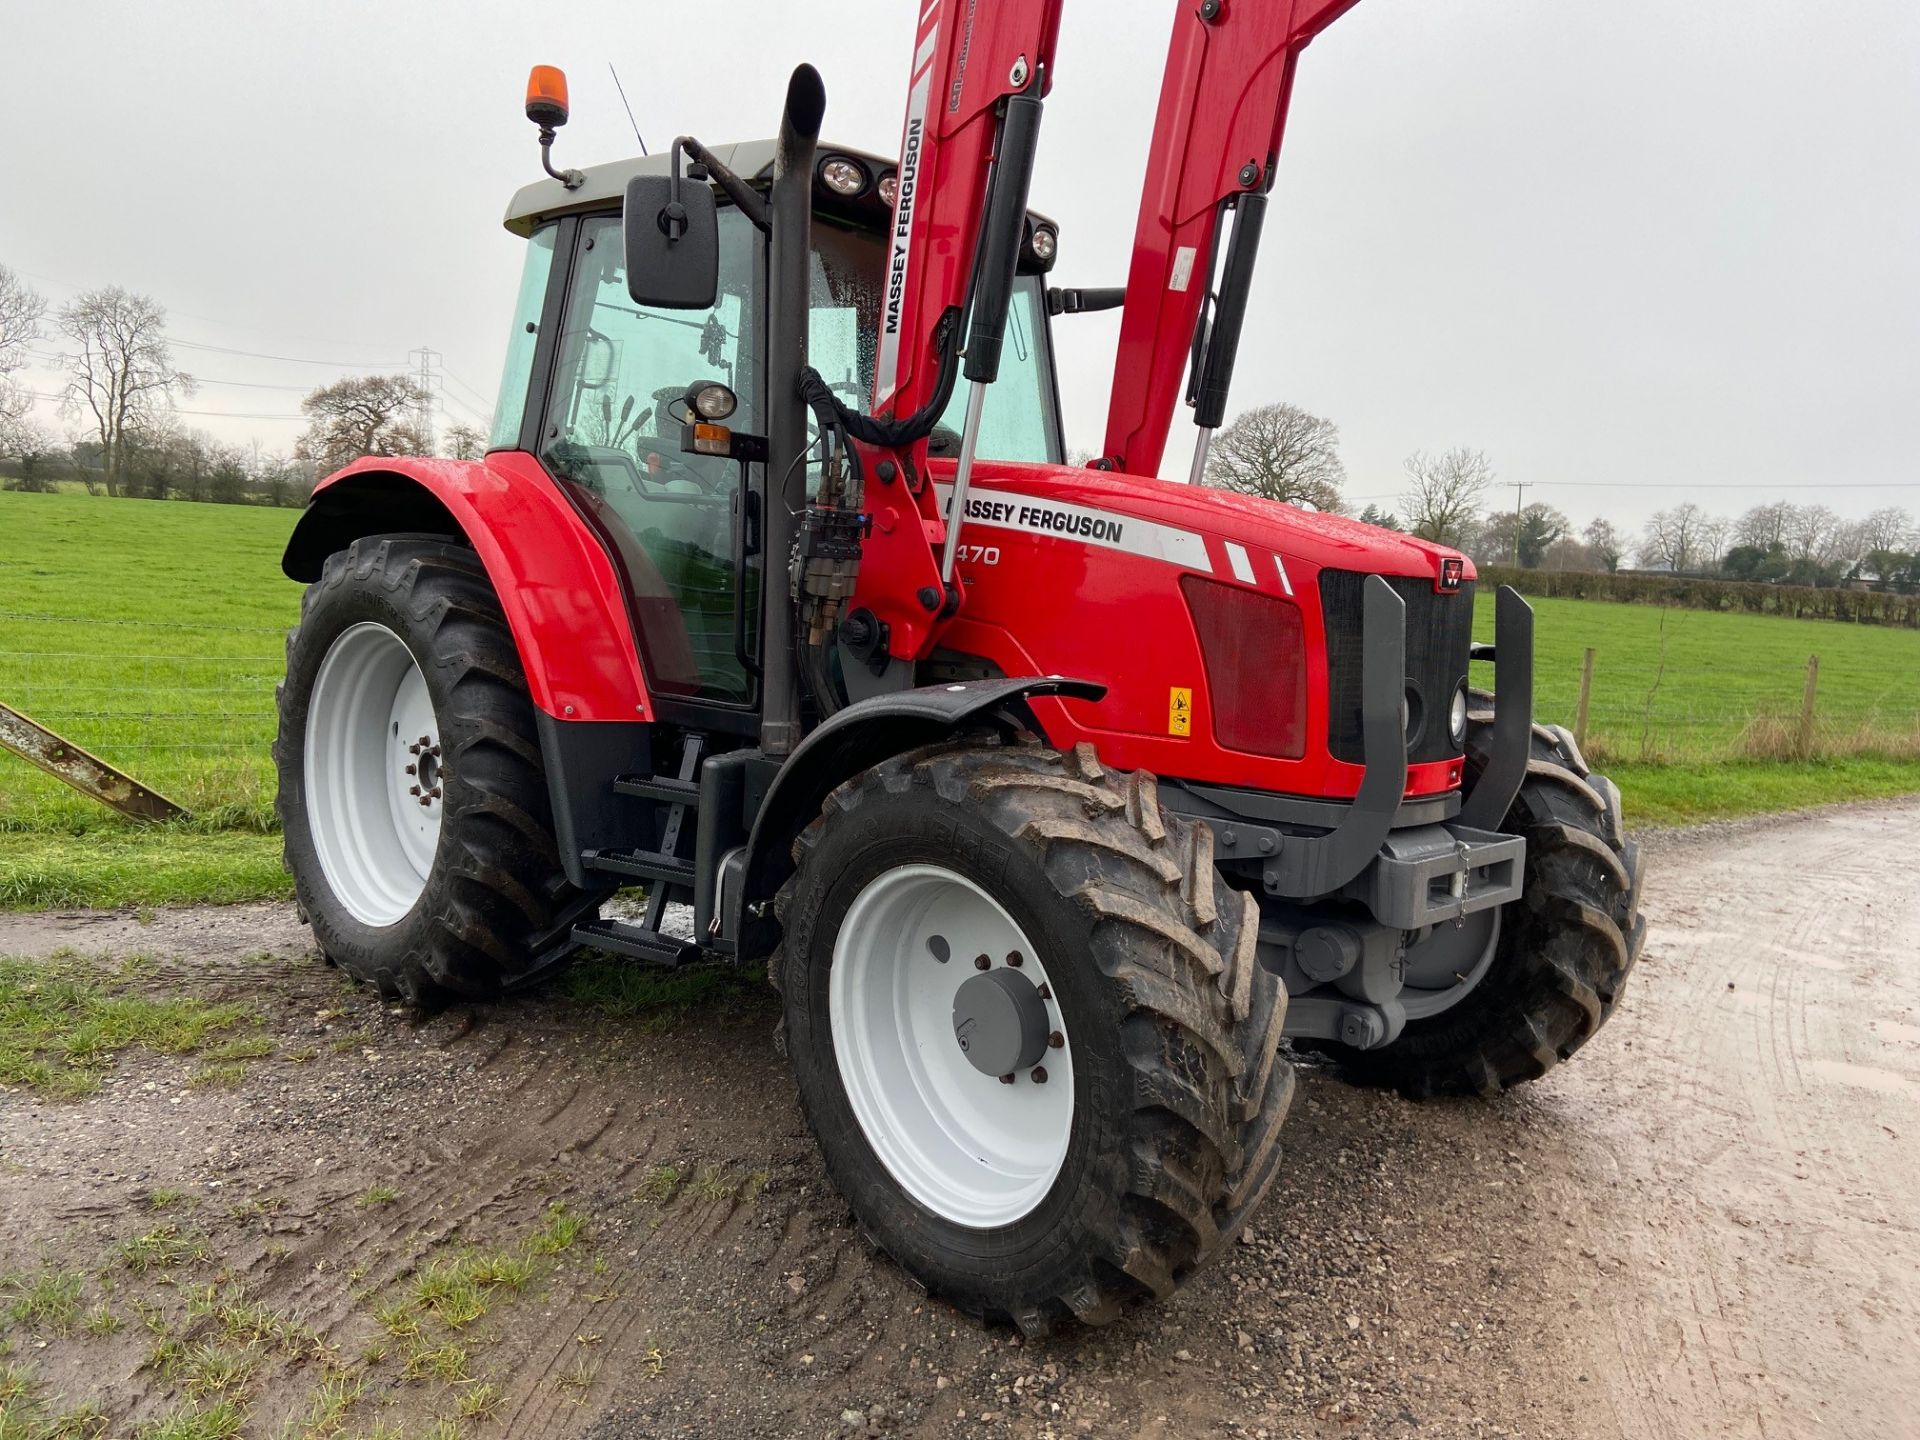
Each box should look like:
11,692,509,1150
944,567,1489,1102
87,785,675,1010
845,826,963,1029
419,735,430,746
430,744,441,756
404,764,416,775
408,743,421,755
974,954,991,971
1049,1031,1064,1049
409,785,420,796
430,787,442,799
1031,1066,1048,1084
418,796,432,807
1006,951,1023,968
1036,982,1052,1001
998,1073,1015,1085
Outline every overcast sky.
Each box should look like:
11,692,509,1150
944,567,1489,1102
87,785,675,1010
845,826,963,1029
3,0,1916,531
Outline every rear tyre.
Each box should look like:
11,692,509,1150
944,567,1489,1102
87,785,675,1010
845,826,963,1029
274,536,582,1003
1320,707,1648,1097
774,738,1293,1333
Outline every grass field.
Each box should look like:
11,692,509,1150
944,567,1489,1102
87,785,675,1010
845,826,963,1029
3,488,1918,909
1494,594,1920,763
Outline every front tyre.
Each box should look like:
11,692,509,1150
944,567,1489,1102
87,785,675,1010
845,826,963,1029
775,739,1294,1333
274,536,581,1003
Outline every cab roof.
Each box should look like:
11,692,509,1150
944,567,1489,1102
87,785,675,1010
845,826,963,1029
503,139,894,237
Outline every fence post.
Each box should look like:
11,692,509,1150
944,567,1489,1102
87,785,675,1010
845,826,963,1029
1798,654,1820,759
1575,646,1595,750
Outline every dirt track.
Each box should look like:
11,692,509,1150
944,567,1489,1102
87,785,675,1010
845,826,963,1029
1,798,1917,1438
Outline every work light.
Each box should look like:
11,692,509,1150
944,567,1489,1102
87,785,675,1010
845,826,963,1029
819,157,868,196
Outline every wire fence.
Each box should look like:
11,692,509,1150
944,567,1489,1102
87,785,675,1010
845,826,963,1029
4,609,1920,832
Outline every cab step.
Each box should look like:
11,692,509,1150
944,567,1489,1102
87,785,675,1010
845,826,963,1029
581,848,697,887
570,918,701,968
611,773,701,805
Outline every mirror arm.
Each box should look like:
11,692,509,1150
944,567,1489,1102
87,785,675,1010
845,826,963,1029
674,136,770,233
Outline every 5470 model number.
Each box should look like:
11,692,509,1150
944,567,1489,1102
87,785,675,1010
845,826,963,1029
957,545,1001,565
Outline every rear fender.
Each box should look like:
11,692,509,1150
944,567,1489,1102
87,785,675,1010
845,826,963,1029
284,453,652,721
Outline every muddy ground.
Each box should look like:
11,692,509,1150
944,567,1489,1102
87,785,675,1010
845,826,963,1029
2,798,1917,1438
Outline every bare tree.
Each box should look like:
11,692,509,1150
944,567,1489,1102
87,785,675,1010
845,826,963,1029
1202,402,1346,511
1398,447,1491,547
1733,502,1792,551
1858,506,1915,555
56,286,193,497
296,375,432,475
444,423,489,461
1638,503,1709,571
1583,517,1625,573
1782,503,1838,562
0,264,48,456
1697,515,1730,570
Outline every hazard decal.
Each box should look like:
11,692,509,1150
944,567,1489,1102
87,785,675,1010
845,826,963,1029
1168,687,1193,737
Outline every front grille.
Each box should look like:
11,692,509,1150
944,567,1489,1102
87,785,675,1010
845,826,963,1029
1319,571,1474,766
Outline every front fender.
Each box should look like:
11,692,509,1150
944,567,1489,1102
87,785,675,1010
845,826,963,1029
284,452,651,722
732,675,1107,957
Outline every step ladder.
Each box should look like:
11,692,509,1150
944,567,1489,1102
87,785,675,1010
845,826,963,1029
571,736,705,967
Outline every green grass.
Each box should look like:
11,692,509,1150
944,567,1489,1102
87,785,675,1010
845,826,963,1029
559,956,759,1031
2,1268,84,1332
131,1398,246,1440
635,1166,680,1205
0,827,288,911
1478,593,1920,763
1609,756,1920,827
0,491,297,830
119,1226,212,1275
0,953,258,1098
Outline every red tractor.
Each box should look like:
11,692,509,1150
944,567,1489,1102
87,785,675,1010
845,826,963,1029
276,1,1645,1331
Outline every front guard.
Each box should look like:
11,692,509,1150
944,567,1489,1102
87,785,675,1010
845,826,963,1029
1458,585,1534,832
1262,579,1534,904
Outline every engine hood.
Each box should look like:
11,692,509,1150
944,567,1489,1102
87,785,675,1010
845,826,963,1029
941,459,1473,583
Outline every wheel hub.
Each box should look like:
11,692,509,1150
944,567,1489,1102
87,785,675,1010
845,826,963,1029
828,864,1074,1228
304,622,443,928
952,966,1051,1077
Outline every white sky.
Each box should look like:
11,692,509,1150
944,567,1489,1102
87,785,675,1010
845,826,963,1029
3,0,1916,532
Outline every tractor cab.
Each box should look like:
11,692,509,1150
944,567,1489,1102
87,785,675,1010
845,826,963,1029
489,142,1064,710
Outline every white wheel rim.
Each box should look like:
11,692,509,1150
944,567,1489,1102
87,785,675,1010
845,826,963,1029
304,622,443,927
830,864,1073,1228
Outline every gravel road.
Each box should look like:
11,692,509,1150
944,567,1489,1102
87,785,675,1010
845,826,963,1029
1,798,1915,1437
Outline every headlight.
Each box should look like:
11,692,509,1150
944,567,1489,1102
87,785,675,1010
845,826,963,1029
689,382,737,421
818,156,867,197
1030,225,1057,262
877,171,898,207
1449,685,1469,745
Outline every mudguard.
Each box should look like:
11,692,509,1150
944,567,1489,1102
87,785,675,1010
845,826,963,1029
731,676,1105,957
283,452,653,722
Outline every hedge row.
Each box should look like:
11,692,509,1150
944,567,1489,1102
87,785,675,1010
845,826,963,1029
1474,566,1920,629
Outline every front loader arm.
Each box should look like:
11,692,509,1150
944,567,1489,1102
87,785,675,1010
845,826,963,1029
1101,0,1363,478
871,0,1064,420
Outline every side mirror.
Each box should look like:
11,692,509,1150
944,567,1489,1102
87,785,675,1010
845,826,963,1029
624,175,718,311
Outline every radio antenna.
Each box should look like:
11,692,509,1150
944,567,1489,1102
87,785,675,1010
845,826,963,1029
608,62,648,155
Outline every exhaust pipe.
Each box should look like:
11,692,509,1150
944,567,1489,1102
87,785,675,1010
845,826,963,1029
760,64,826,758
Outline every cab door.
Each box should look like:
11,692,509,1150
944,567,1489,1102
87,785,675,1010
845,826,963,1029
537,209,765,711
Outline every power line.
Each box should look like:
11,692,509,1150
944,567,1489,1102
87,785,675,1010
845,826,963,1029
170,338,407,368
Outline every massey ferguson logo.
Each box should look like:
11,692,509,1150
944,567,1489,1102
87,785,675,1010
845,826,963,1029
885,117,923,340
